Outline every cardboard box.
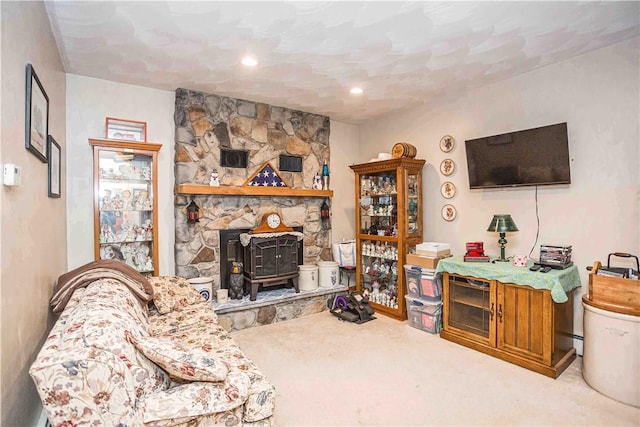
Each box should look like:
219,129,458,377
416,248,451,257
406,253,451,270
416,242,451,258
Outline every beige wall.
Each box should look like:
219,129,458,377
0,2,67,425
360,38,640,337
328,120,359,242
66,75,176,274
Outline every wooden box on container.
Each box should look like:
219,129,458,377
406,253,451,270
586,261,640,316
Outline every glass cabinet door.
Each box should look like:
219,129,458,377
359,238,400,309
446,275,494,346
406,171,421,236
359,172,398,237
91,139,161,276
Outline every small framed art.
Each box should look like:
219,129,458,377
47,136,61,198
440,158,455,176
105,117,147,142
439,135,455,153
25,64,49,162
441,204,457,221
440,181,456,199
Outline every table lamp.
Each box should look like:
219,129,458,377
487,214,519,262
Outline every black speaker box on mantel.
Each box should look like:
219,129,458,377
220,149,248,168
279,155,303,172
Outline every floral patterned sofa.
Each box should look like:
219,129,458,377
30,260,275,426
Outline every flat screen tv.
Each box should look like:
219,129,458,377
465,122,571,189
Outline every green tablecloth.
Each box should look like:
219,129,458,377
435,256,581,303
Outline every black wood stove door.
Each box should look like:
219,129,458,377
245,235,300,279
251,238,278,278
277,236,299,275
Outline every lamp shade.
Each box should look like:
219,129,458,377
487,214,519,232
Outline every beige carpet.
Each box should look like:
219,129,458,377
232,311,640,426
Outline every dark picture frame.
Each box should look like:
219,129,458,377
25,64,49,162
47,136,61,198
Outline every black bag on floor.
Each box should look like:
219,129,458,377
328,291,375,324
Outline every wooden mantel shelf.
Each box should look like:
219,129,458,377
176,184,333,197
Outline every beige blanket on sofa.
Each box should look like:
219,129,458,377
50,259,153,313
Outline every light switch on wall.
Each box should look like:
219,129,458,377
3,163,22,186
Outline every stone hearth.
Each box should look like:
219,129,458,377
214,285,348,332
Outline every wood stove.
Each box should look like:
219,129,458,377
240,212,303,301
243,233,301,300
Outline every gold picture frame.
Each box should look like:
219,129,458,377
105,117,147,142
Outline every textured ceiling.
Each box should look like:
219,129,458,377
45,1,639,124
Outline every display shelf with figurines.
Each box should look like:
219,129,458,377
90,138,162,275
350,157,426,320
360,240,400,309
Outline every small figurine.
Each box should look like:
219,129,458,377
134,190,148,210
142,167,151,180
122,220,136,242
101,190,113,210
372,281,381,296
100,222,115,243
143,219,153,240
312,173,323,190
122,189,133,210
113,194,123,211
144,256,154,272
209,169,220,187
229,263,244,300
143,196,153,210
135,226,145,241
102,244,124,261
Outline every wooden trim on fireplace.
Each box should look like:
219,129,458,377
176,184,333,197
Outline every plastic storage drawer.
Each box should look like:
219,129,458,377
404,265,442,301
405,295,442,334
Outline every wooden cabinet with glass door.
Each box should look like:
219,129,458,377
89,138,162,276
350,158,426,320
441,272,576,378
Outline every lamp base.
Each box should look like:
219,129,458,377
492,257,511,263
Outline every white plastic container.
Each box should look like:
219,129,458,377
187,277,213,302
318,261,339,288
582,300,640,407
298,264,319,291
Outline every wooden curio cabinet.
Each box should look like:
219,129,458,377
350,158,426,320
90,138,162,276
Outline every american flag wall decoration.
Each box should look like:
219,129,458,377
244,162,289,188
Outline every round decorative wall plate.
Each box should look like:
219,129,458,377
441,204,457,221
440,181,456,199
440,135,455,153
440,159,455,176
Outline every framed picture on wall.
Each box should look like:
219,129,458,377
25,63,49,162
48,136,61,198
105,117,147,142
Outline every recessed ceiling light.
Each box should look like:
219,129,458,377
350,87,363,95
241,56,258,67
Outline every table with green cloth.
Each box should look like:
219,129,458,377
435,255,582,303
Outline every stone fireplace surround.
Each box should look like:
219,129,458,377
174,88,334,306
